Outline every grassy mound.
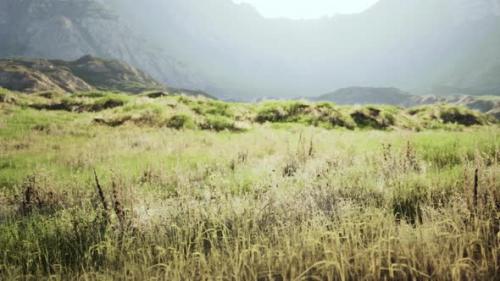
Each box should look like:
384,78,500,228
1,90,497,133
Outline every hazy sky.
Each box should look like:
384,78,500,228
233,0,380,19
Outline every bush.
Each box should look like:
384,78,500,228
312,104,355,129
350,107,395,129
166,114,196,130
191,100,234,117
0,90,14,103
255,102,310,123
255,105,288,123
90,96,128,112
201,115,239,132
440,107,483,126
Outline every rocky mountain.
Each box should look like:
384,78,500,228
0,55,164,93
0,0,211,92
1,0,500,99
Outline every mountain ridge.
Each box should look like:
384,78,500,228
0,0,212,93
0,55,163,93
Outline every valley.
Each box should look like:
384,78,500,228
0,0,499,280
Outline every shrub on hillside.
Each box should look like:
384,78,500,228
201,115,241,132
0,89,16,104
350,107,395,129
311,103,356,129
255,106,288,123
439,107,484,126
192,100,234,117
255,102,311,123
90,96,127,112
166,114,196,130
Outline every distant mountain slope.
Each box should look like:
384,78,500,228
0,56,163,93
315,87,413,105
314,87,500,119
1,0,500,99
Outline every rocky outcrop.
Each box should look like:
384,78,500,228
0,56,163,93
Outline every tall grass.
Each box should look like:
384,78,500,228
0,91,499,280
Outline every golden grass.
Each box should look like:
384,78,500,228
0,93,499,280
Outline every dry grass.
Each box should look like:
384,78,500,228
0,92,499,280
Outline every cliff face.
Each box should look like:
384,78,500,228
0,0,210,92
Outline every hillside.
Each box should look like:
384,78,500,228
0,56,164,93
315,87,414,105
315,87,500,119
0,0,210,92
1,88,496,130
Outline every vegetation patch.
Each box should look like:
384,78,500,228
201,115,240,132
439,106,484,126
165,114,196,130
350,106,396,129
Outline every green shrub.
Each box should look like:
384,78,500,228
166,114,196,130
201,115,239,132
255,105,287,123
439,107,484,126
312,104,356,129
350,107,395,129
90,96,128,112
191,100,234,117
286,102,310,117
0,89,11,103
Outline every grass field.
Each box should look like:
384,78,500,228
0,90,499,280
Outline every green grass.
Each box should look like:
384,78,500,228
0,90,499,280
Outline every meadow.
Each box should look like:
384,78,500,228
0,89,499,280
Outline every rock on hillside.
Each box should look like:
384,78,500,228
0,56,164,93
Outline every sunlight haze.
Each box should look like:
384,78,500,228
233,0,380,19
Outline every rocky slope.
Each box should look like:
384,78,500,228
0,0,211,92
0,56,163,93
